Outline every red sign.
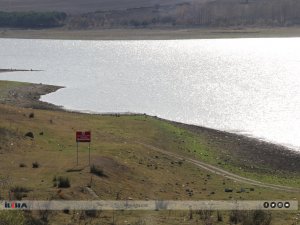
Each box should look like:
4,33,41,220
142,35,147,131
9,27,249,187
76,131,91,142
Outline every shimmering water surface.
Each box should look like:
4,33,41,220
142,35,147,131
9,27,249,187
1,38,300,150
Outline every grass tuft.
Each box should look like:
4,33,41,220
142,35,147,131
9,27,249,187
57,176,70,188
32,161,39,168
90,164,106,177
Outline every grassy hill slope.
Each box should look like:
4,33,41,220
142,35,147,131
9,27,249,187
0,80,299,224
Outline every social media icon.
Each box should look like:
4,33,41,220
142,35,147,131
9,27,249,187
263,202,269,208
284,202,290,208
270,202,276,208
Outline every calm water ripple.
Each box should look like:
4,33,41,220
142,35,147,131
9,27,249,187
0,38,300,150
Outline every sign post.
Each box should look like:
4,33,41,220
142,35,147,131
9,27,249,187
88,142,91,166
76,131,91,166
77,142,79,166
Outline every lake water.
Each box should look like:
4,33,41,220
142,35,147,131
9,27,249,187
1,38,300,150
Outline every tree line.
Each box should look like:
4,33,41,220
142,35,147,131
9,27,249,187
67,0,300,29
0,11,67,28
175,0,300,27
1,0,300,29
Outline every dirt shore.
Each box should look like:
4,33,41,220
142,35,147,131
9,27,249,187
1,27,300,40
0,80,63,110
0,69,42,73
169,120,300,174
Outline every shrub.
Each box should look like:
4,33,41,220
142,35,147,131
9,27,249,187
0,11,67,28
11,186,31,193
25,132,34,139
217,211,223,222
24,214,45,225
19,163,26,168
57,176,70,188
53,176,57,187
32,161,39,168
229,210,272,225
250,210,272,225
39,209,50,223
90,164,106,177
63,209,70,214
29,112,34,118
66,168,83,173
197,210,212,221
85,210,98,218
10,186,31,200
229,210,244,224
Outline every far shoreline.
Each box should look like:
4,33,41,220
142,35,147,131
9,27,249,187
1,27,300,40
0,68,42,73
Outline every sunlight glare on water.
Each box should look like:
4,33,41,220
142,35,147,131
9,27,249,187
0,38,300,150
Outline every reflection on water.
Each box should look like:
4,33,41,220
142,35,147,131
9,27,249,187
0,38,300,150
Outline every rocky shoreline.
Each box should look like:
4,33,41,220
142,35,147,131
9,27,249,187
0,69,42,73
0,80,63,110
170,120,300,174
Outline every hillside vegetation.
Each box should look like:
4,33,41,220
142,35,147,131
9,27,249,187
0,80,299,224
0,11,66,28
0,0,300,29
0,0,198,13
67,0,300,29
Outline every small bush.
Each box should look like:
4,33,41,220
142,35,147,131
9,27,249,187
217,211,223,222
29,112,34,118
39,210,50,223
19,163,26,168
10,186,31,200
229,210,244,224
57,176,70,188
250,210,272,225
53,176,57,187
229,210,272,225
25,132,34,139
32,162,39,168
0,11,67,29
63,209,70,214
11,186,31,193
24,214,45,225
90,164,106,177
85,210,98,218
14,192,24,200
66,168,83,173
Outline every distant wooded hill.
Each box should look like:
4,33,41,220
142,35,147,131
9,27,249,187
0,0,300,29
0,0,198,14
0,12,66,28
67,0,300,29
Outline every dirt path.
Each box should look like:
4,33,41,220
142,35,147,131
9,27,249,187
138,142,300,193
